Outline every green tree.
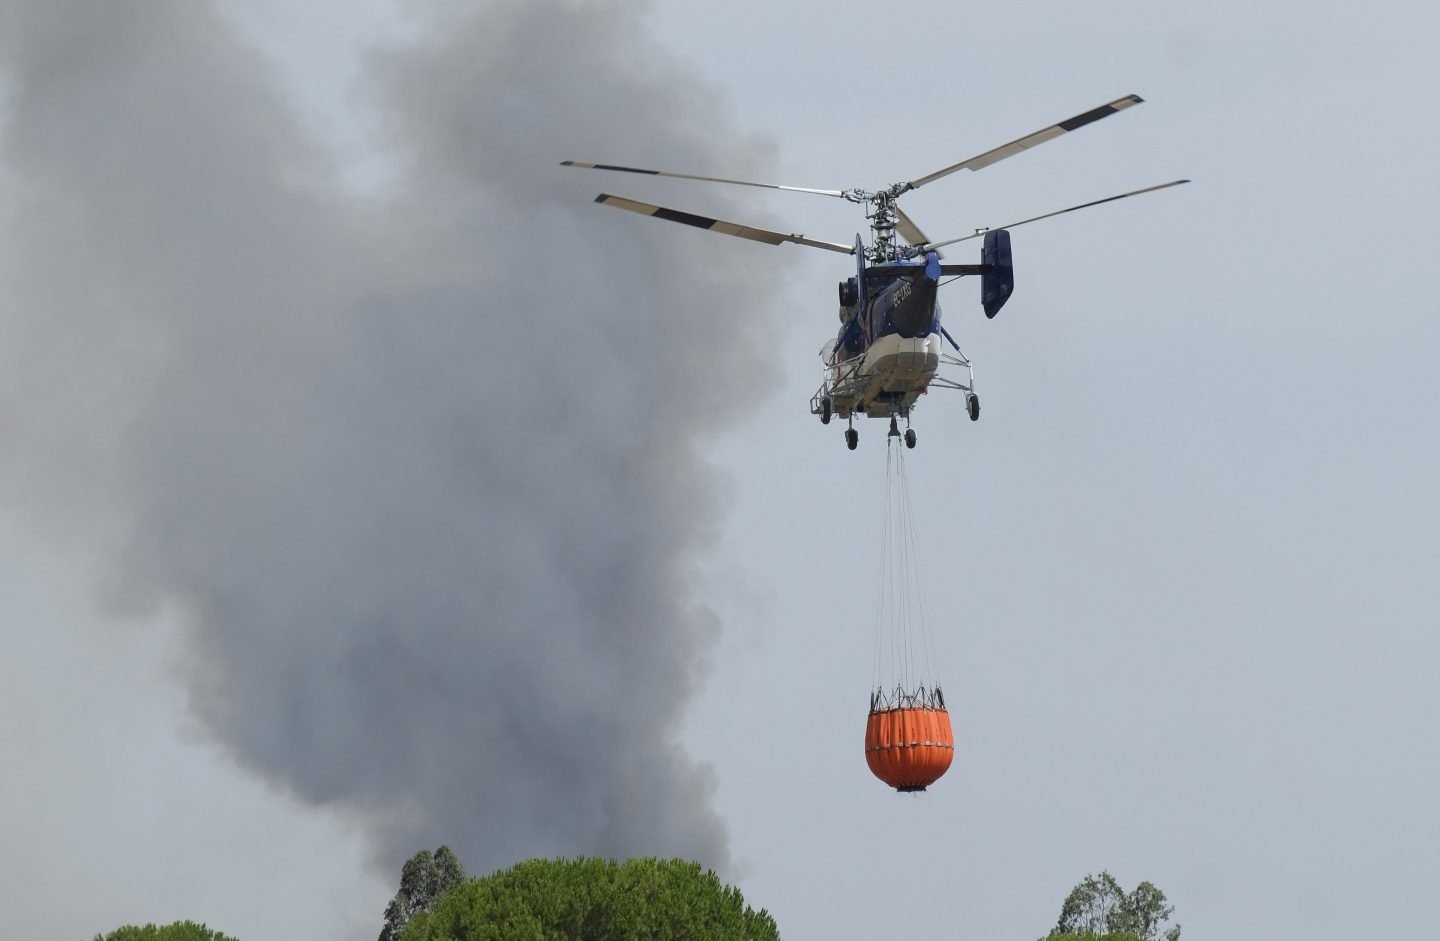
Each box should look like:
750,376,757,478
380,846,468,941
91,922,237,941
399,856,780,941
1050,872,1180,941
1110,881,1179,941
1054,871,1125,936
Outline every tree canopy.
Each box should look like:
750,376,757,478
1049,871,1180,941
399,856,780,941
380,846,468,941
91,922,237,941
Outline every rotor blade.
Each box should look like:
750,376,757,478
593,194,855,254
894,204,931,247
563,161,846,199
903,94,1146,192
865,262,991,278
923,179,1190,251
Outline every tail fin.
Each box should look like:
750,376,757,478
981,229,1014,318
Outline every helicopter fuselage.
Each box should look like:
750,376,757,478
823,253,946,419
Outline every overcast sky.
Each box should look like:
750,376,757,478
3,2,1438,940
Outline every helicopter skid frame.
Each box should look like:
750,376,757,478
811,354,872,421
929,350,976,395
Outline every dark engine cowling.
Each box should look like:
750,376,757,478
981,229,1014,319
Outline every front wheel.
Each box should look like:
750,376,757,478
845,428,859,451
904,428,917,449
967,395,981,422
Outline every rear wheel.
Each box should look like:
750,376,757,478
820,398,832,425
967,395,981,422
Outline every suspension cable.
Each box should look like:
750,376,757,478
872,435,943,701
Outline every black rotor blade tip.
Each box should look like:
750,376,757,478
1060,105,1118,131
652,207,715,229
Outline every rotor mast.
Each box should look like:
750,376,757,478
834,183,915,264
864,185,919,264
844,182,921,264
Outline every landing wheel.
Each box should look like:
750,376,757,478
967,394,981,422
904,428,917,449
820,398,832,425
845,428,859,451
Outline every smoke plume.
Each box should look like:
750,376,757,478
0,0,781,873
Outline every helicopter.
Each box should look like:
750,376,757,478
563,94,1187,450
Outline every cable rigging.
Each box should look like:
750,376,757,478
864,436,954,793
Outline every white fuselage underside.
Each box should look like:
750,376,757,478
827,333,942,418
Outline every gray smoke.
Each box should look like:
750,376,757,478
0,0,781,873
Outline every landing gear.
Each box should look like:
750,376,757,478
967,394,981,422
888,416,901,439
845,428,859,450
904,428,917,449
820,397,832,425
